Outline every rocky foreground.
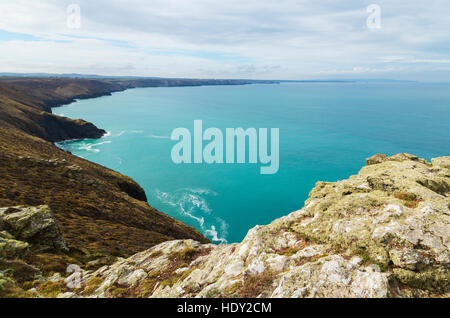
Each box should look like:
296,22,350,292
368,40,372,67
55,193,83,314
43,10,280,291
3,153,447,298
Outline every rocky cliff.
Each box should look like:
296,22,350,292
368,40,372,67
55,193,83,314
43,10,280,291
0,77,279,142
45,153,447,298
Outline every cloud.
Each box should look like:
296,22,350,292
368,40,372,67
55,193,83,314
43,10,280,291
0,0,449,80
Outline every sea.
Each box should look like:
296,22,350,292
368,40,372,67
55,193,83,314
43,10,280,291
54,82,450,244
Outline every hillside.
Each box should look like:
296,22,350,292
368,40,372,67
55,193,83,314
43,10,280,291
0,78,216,296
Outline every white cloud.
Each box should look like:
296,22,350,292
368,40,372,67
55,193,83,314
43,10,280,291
0,0,449,80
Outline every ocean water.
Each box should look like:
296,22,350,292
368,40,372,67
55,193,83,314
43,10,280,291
54,82,450,244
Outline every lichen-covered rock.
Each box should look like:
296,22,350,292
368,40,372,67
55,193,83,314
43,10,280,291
0,231,30,258
0,206,68,252
270,255,388,298
66,154,450,298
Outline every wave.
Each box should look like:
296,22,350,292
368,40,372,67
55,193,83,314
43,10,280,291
154,188,228,244
114,130,144,137
181,188,218,196
78,140,112,153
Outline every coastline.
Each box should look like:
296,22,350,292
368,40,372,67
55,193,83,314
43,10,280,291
0,76,281,253
0,77,448,298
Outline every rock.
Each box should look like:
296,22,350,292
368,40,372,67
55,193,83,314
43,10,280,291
432,157,450,170
389,249,428,270
270,255,388,298
65,154,450,298
366,154,387,165
117,269,148,286
48,273,63,283
388,153,429,164
0,236,30,258
0,206,69,252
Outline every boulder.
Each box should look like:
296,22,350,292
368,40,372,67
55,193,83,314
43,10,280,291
0,206,68,253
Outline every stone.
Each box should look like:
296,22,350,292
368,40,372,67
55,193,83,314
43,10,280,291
0,237,30,258
0,206,68,252
366,154,387,165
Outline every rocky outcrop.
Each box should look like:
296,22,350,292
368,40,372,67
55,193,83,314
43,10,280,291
0,205,68,253
37,113,106,143
65,154,449,298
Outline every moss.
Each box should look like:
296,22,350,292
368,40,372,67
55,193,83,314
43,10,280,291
82,276,103,295
160,276,179,288
108,285,128,298
36,280,68,298
134,279,157,298
393,268,450,293
22,279,40,290
352,245,390,272
0,273,14,291
203,286,222,298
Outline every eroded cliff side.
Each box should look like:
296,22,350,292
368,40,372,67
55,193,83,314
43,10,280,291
48,153,448,298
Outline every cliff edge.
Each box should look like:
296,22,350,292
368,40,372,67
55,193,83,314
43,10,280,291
52,153,449,298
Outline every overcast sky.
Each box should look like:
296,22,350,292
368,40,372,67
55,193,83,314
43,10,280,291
0,0,449,80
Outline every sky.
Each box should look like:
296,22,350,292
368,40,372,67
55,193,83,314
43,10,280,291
0,0,449,81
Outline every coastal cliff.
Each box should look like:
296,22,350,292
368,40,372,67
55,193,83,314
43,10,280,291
44,153,448,298
0,78,214,296
0,77,277,142
0,78,448,298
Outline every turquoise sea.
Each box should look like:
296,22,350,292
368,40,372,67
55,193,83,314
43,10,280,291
54,82,450,244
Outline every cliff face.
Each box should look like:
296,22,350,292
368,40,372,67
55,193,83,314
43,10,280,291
53,154,448,298
0,79,110,142
0,77,278,142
